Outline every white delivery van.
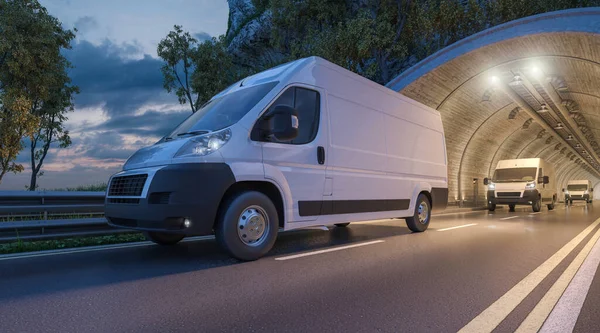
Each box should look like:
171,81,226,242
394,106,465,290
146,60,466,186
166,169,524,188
563,179,593,204
484,158,557,212
105,56,448,260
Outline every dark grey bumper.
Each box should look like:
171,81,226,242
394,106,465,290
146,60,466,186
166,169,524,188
488,189,540,205
105,163,235,236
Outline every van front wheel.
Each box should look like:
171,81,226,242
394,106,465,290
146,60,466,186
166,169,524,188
406,194,430,232
532,197,542,212
215,191,279,261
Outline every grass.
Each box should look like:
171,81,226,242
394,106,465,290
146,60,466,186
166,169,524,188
0,233,146,255
48,183,107,192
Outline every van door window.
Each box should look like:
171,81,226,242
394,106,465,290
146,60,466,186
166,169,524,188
253,87,321,144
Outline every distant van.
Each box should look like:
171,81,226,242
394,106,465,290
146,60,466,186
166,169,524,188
484,158,557,212
563,179,593,205
104,56,448,260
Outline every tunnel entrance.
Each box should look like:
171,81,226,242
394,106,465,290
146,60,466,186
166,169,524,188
387,8,600,208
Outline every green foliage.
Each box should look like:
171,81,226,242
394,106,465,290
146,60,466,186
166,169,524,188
158,26,248,110
0,0,75,186
0,233,145,254
50,183,108,192
157,25,199,112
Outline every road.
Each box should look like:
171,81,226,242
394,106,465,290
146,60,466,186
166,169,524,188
1,203,599,332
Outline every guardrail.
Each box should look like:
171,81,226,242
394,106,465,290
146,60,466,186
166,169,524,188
0,191,129,242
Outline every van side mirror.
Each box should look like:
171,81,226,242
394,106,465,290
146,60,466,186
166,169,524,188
562,188,565,192
263,105,299,141
483,178,489,185
543,176,549,184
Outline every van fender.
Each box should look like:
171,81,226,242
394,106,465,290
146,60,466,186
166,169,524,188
228,161,291,224
410,182,433,212
262,163,294,224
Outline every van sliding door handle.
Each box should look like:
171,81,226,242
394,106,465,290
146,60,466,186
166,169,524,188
317,146,325,165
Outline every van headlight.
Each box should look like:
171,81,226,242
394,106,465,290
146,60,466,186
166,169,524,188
488,183,495,190
174,129,231,158
526,182,536,189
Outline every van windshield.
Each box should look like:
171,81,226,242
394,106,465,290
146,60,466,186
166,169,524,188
567,184,588,191
492,167,537,182
165,81,278,139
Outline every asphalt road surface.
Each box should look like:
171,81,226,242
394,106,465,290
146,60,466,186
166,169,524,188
1,203,600,333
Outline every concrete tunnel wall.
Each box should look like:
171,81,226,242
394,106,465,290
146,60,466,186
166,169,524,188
387,8,600,207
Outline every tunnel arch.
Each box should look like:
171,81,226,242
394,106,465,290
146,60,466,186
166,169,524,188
388,8,600,206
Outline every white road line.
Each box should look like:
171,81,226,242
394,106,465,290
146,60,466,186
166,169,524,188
0,235,214,262
529,212,542,215
274,240,384,261
458,217,600,333
500,216,520,220
436,223,477,232
522,228,600,333
540,232,600,333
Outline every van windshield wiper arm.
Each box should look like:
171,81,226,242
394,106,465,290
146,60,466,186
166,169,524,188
176,130,211,137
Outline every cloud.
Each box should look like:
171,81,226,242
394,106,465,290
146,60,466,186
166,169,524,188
74,16,98,34
66,39,171,117
90,109,190,137
194,32,212,41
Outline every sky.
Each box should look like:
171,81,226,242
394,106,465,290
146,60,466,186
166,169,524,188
1,0,230,190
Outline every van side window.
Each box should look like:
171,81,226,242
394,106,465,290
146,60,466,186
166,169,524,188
253,87,320,144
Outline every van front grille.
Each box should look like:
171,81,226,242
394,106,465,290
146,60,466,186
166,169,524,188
108,174,148,197
497,192,521,197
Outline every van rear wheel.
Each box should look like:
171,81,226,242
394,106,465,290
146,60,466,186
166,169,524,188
144,231,184,245
406,194,430,232
215,191,279,261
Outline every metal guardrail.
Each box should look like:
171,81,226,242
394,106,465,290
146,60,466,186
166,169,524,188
0,191,122,242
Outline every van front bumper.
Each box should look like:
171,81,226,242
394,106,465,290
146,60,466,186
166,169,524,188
487,189,540,205
566,194,590,201
105,163,235,236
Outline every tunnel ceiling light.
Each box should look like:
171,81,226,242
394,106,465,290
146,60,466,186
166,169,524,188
490,76,499,84
537,104,549,113
554,123,564,130
567,134,574,140
575,143,582,148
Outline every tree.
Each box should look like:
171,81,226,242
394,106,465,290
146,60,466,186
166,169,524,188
0,0,75,186
157,25,200,113
158,26,245,111
28,58,78,191
190,35,241,106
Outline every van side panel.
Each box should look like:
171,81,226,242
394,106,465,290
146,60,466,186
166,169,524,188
326,94,392,203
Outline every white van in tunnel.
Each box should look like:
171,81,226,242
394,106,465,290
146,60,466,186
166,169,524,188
104,56,448,260
484,158,556,212
564,179,593,205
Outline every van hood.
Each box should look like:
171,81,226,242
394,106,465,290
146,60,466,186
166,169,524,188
492,182,528,191
123,139,188,170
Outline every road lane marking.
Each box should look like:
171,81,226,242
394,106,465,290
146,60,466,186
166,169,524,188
458,217,600,333
529,212,542,215
540,231,600,333
274,240,384,261
517,227,600,333
436,224,477,232
500,216,520,220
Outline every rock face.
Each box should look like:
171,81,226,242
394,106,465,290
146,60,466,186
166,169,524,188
226,0,284,69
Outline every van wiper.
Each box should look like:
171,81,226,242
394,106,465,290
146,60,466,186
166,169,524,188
176,130,211,137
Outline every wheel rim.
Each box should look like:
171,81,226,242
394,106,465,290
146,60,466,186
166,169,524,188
237,205,270,247
417,200,430,224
